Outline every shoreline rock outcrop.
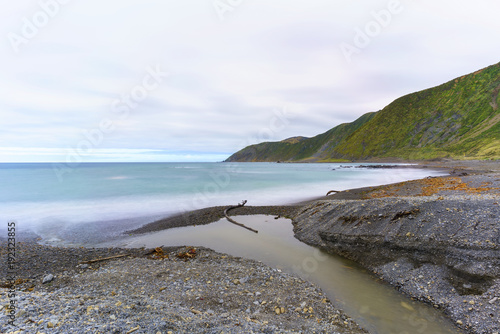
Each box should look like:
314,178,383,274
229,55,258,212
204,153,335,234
292,174,500,334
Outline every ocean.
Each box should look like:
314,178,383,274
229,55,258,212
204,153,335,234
0,162,446,245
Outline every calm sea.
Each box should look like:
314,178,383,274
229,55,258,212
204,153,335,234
0,162,445,245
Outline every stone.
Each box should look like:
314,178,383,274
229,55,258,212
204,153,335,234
42,274,54,284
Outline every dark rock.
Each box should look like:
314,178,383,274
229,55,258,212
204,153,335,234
293,195,500,333
294,197,500,278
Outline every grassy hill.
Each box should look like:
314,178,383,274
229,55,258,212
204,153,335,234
226,62,500,162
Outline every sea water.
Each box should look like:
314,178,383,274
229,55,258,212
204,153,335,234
0,163,461,333
0,162,446,245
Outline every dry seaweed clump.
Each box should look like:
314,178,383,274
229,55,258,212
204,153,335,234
419,176,498,196
147,247,170,260
176,247,197,260
365,175,500,199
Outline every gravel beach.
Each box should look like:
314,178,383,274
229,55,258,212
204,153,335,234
1,159,498,333
0,244,366,334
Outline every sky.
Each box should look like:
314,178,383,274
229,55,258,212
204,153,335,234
1,0,499,162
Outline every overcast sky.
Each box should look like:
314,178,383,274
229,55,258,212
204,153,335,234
1,0,499,162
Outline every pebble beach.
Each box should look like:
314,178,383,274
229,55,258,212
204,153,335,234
1,244,366,334
1,160,499,333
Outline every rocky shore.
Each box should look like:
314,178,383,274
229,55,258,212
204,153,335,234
0,243,366,333
293,161,500,334
1,159,498,333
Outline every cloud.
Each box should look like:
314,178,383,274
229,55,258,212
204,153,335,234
1,0,499,162
0,147,227,163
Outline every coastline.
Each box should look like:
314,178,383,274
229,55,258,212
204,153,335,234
1,160,498,333
126,160,461,235
293,160,500,334
127,159,500,333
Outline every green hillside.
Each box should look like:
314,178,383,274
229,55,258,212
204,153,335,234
226,62,500,162
226,112,376,162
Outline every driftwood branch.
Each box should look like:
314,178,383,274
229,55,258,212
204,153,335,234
79,254,130,264
326,190,340,196
224,200,258,233
126,326,140,334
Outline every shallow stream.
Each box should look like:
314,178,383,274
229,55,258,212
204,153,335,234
100,215,464,334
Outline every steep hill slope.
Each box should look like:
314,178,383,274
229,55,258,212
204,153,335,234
226,112,376,162
226,62,500,162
